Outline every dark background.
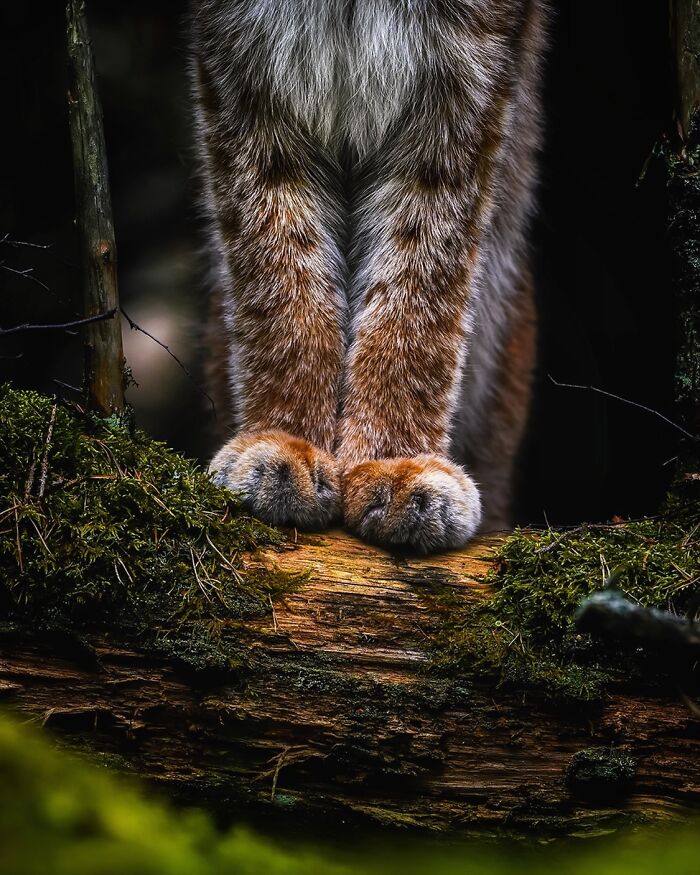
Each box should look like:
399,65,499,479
0,1,676,526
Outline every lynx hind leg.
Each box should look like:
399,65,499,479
210,432,341,530
203,282,236,439
459,270,537,532
343,456,481,554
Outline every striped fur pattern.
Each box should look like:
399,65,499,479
191,0,546,552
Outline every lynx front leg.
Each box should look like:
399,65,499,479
337,16,521,551
193,54,346,529
339,186,485,554
210,431,340,529
338,145,488,552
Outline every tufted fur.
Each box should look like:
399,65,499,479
210,430,341,528
191,0,547,552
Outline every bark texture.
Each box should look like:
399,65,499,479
66,0,125,415
669,0,700,443
1,531,699,837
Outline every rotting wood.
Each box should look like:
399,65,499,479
0,530,699,838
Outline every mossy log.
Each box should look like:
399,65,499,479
1,529,699,838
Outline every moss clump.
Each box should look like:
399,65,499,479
663,108,700,439
428,498,700,701
0,385,297,669
565,747,636,799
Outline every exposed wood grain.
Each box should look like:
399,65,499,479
0,531,699,837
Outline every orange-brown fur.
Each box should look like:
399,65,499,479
343,455,481,552
210,430,340,528
202,283,236,438
192,0,546,551
464,270,537,531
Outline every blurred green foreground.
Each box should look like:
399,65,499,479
0,711,697,875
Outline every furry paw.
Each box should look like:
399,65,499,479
343,455,481,554
209,431,340,529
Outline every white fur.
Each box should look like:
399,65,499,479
192,0,510,157
192,0,547,525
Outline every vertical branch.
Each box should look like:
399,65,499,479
66,0,125,416
667,1,700,452
671,0,700,143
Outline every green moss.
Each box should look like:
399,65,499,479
566,747,636,799
0,385,300,669
2,384,697,702
427,498,700,701
664,108,700,434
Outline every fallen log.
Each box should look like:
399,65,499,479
1,529,699,838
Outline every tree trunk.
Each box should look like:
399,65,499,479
668,0,700,450
1,531,698,837
66,0,125,416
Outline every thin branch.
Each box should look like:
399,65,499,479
0,234,54,250
1,263,51,294
1,254,82,314
121,307,216,417
1,233,76,269
579,590,700,717
38,402,58,499
52,379,83,396
0,309,116,337
548,375,699,442
576,589,700,653
24,459,37,500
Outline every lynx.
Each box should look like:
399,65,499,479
191,0,546,553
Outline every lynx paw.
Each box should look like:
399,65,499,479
209,431,340,530
343,455,481,554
